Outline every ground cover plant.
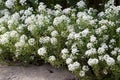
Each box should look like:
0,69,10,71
0,0,120,80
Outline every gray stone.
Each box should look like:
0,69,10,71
0,64,77,80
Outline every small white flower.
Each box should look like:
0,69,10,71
38,2,46,12
61,53,67,59
61,48,69,54
111,50,117,55
15,41,25,48
88,58,99,66
49,55,56,62
47,26,54,31
0,33,10,44
24,7,33,16
67,25,74,32
63,8,71,14
0,27,6,33
54,4,62,10
77,0,85,8
17,24,25,33
50,37,57,45
10,30,19,38
110,39,116,43
101,25,107,30
71,48,79,54
51,30,58,37
116,27,120,33
68,64,74,71
38,47,47,56
95,28,102,34
85,48,96,56
53,15,70,26
73,61,80,68
98,47,105,54
103,69,108,75
66,58,73,64
90,35,97,43
67,32,75,40
101,43,108,49
74,33,80,40
5,0,16,8
103,35,109,41
82,65,89,72
20,34,28,41
117,55,120,62
68,61,80,71
81,28,89,37
98,12,105,17
114,47,119,51
103,54,110,60
79,70,85,77
28,38,35,46
87,43,93,49
54,10,61,16
118,49,120,53
19,0,26,5
39,36,50,44
27,25,37,32
105,57,115,66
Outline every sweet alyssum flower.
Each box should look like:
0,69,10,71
53,15,70,26
71,48,79,55
85,48,97,56
79,70,85,77
10,30,19,38
81,28,89,37
90,35,97,43
20,34,28,41
63,8,71,14
39,36,50,44
49,55,56,62
87,58,99,66
61,48,69,54
66,58,73,64
87,43,94,49
98,47,105,54
116,27,120,33
82,65,89,72
38,2,46,12
76,0,86,8
28,38,35,46
38,47,47,56
51,30,58,37
5,0,16,8
50,37,57,45
105,57,115,66
117,55,120,62
68,61,80,71
19,0,26,5
15,41,25,48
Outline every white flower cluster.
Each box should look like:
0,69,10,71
1,0,120,79
68,61,80,71
53,15,70,26
19,0,26,5
5,0,16,8
38,47,47,56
